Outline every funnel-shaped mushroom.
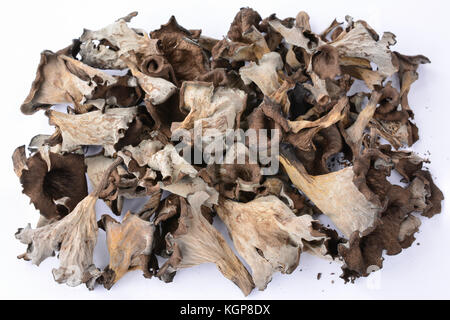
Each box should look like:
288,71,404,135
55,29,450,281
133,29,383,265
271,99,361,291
157,191,254,296
16,158,123,289
217,196,328,290
99,212,156,289
280,147,383,238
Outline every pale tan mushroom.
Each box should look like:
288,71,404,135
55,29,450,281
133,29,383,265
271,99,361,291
346,91,382,145
331,22,398,78
295,11,311,31
172,82,247,142
122,139,165,167
79,12,161,69
341,64,384,89
47,107,137,153
159,176,219,208
99,212,156,289
217,196,328,290
213,26,270,62
288,96,348,133
147,144,197,181
280,152,383,238
85,155,117,188
303,72,330,105
125,61,177,105
15,158,123,289
268,20,322,53
157,191,255,296
21,52,117,115
239,52,283,96
398,215,421,243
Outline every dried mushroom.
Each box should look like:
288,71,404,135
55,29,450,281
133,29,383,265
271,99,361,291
239,52,283,96
47,107,137,153
15,158,123,289
98,212,156,289
331,21,398,78
14,146,88,219
280,146,383,238
21,51,117,115
174,81,247,137
216,196,328,290
79,12,161,70
13,8,443,295
157,192,254,296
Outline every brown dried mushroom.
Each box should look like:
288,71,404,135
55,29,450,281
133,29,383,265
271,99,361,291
13,9,443,295
98,212,156,289
14,146,88,220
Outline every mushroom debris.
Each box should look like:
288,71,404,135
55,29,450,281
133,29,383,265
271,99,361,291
12,9,443,295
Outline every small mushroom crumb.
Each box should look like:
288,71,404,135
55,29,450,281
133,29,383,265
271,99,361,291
12,8,444,295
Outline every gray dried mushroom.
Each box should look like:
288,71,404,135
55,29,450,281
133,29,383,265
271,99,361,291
157,192,254,296
216,196,329,290
15,158,123,289
13,8,443,294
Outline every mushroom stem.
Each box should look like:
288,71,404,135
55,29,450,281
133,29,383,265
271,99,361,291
93,157,124,198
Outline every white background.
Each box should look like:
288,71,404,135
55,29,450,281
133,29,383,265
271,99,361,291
0,0,449,300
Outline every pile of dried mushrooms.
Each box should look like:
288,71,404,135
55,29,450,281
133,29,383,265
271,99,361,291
12,9,444,295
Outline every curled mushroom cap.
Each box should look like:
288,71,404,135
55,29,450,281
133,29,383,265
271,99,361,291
12,146,28,178
217,196,328,290
331,22,398,78
122,139,165,167
21,52,117,115
213,25,270,63
174,81,247,135
150,16,210,81
239,52,283,96
303,73,330,106
157,192,255,296
15,147,88,219
79,12,161,69
268,19,322,53
47,107,137,154
346,91,382,147
125,60,177,105
227,7,262,42
99,212,156,289
160,176,219,208
288,96,348,134
212,39,257,62
296,11,311,31
280,146,383,238
393,52,431,116
146,144,198,182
